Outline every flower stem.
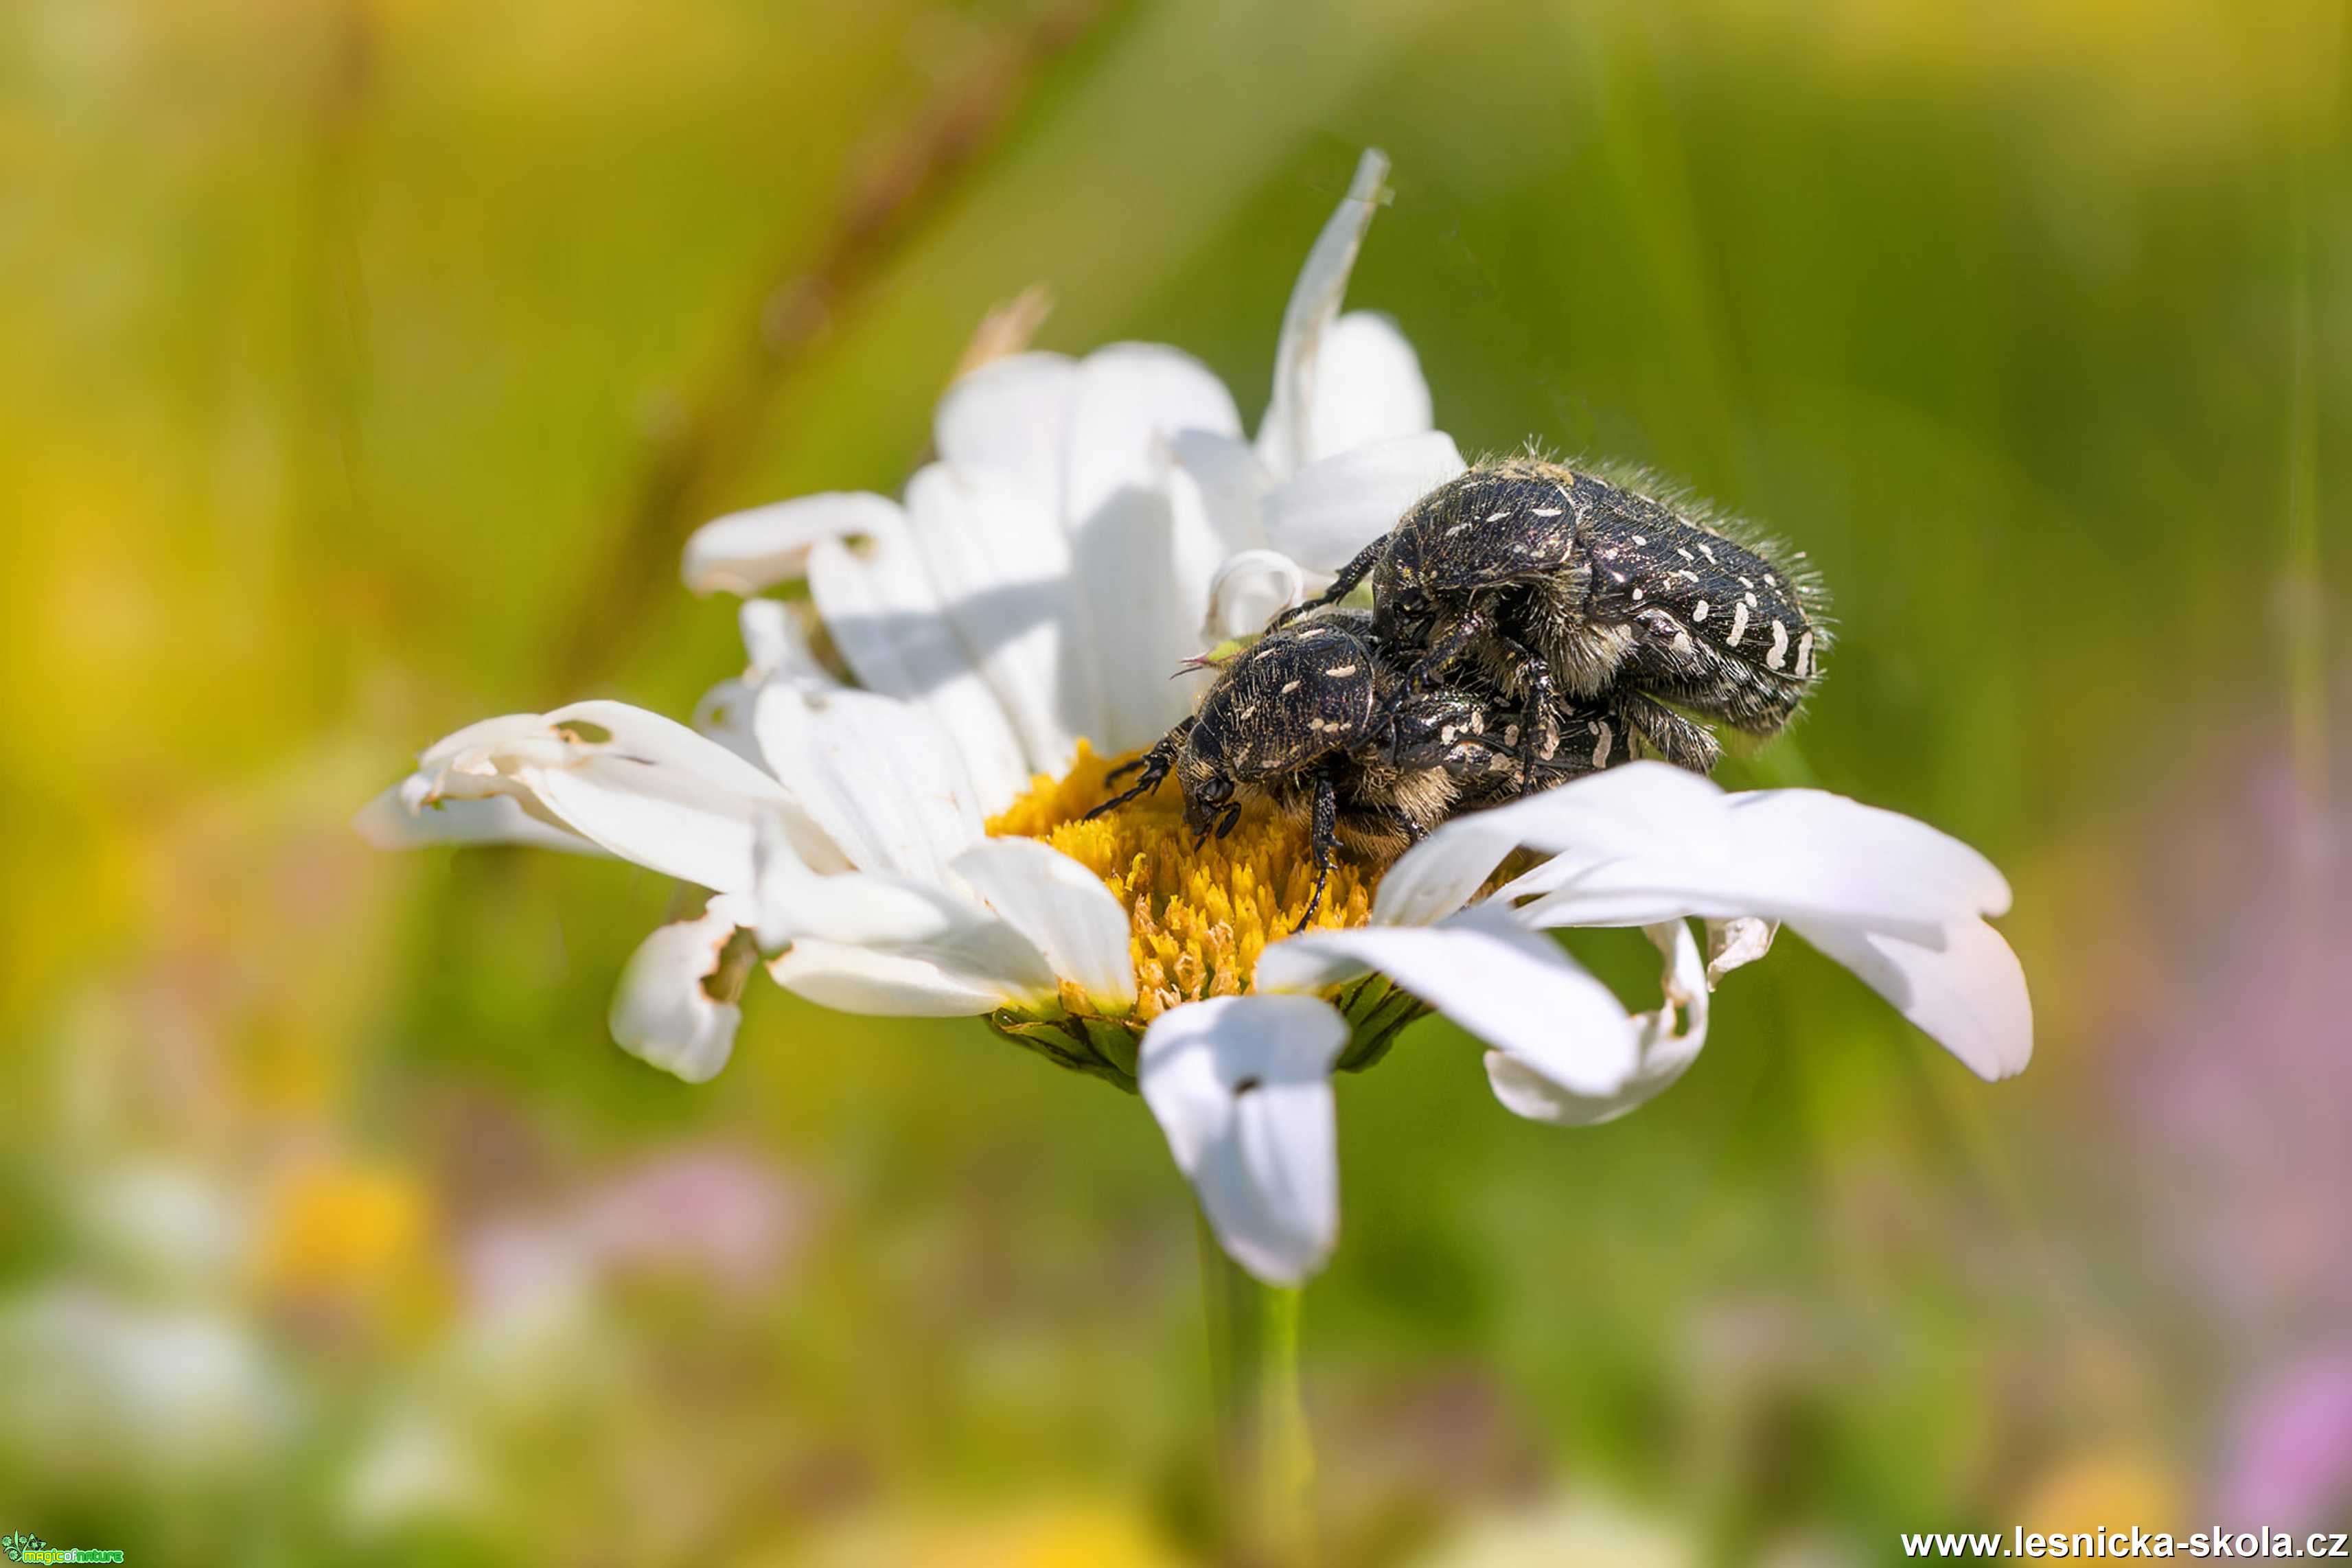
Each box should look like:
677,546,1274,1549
1197,1214,1317,1567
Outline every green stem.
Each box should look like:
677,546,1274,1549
1197,1213,1317,1567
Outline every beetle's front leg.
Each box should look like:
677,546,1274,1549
1614,691,1720,774
1294,768,1341,932
1495,632,1556,791
1269,538,1384,632
1086,717,1194,818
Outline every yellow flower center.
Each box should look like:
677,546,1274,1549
988,741,1374,1022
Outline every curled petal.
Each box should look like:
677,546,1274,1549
1485,921,1711,1125
1205,549,1306,641
950,837,1138,1011
1261,430,1468,574
1790,915,2033,1081
609,901,749,1083
1258,908,1637,1097
1140,995,1348,1287
1705,916,1778,988
1257,148,1391,479
682,492,897,596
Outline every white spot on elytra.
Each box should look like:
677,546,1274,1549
1280,679,1301,694
1796,630,1815,677
1676,546,1695,562
1739,576,1755,589
1698,542,1717,561
1446,521,1473,536
1484,509,1512,522
1503,724,1521,748
1693,600,1709,621
1728,601,1750,647
1441,724,1458,744
1631,534,1647,546
1766,619,1790,669
1238,704,1258,719
1531,506,1563,517
1325,664,1359,678
1610,570,1628,584
1743,591,1758,608
1631,586,1645,603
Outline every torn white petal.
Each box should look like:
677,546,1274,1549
609,902,748,1084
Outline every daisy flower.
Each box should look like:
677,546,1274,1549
360,151,2030,1288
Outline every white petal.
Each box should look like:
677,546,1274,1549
1727,789,2013,919
386,702,838,890
609,903,745,1083
695,600,844,768
1363,814,1527,930
1139,995,1347,1287
1063,343,1243,531
682,492,895,596
1790,916,2033,1081
750,684,984,886
751,815,972,955
1500,770,1993,942
1257,909,1637,1096
934,351,1078,504
1485,921,1711,1125
1067,483,1201,752
1169,428,1273,560
354,786,606,857
951,838,1138,1011
522,700,836,890
1257,148,1391,479
1306,311,1433,461
901,461,1085,774
737,597,836,691
805,508,1030,811
1204,549,1307,641
1260,430,1467,573
768,937,1028,1017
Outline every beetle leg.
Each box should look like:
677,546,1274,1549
1402,605,1487,693
1613,691,1721,774
1484,632,1556,792
1294,768,1341,931
1086,717,1194,818
1270,537,1384,631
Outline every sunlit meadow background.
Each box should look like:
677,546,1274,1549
3,0,2347,1562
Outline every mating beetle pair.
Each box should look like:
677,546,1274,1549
1087,459,1829,923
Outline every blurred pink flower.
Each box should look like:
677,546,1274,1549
2215,1354,2352,1530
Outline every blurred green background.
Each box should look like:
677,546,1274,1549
2,0,2347,1562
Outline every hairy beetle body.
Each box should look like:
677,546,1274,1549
1286,458,1828,772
